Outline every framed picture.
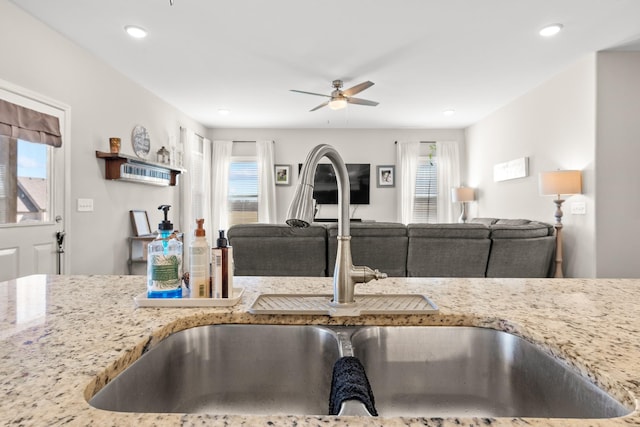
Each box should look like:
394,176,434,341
130,210,152,236
275,164,291,185
377,165,395,188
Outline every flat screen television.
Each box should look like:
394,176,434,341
298,163,370,205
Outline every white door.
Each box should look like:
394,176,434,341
0,81,69,281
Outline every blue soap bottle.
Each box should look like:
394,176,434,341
147,205,183,298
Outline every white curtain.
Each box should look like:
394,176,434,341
256,140,276,223
396,141,420,224
179,128,196,255
202,138,212,231
436,141,462,223
211,140,233,233
180,130,213,267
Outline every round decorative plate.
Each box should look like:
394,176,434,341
131,125,150,159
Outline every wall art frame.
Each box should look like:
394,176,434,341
275,164,291,186
377,165,395,188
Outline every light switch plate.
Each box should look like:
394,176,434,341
571,201,586,215
77,198,94,212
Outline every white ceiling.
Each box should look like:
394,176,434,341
11,0,640,129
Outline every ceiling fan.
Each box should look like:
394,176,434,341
290,80,379,112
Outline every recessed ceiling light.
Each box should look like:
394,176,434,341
125,25,148,39
443,109,456,116
218,109,230,115
539,24,563,37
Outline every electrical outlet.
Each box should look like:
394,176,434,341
571,201,586,215
77,198,94,212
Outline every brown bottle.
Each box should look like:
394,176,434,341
212,230,233,298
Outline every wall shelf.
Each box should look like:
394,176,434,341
96,151,183,186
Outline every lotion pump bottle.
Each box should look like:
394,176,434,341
189,219,210,298
147,205,183,298
212,229,233,298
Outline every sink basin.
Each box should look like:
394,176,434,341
90,324,631,419
350,326,631,418
89,325,341,415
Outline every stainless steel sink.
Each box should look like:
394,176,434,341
89,324,631,419
89,325,341,415
350,326,631,418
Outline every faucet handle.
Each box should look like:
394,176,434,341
373,269,388,280
353,266,388,284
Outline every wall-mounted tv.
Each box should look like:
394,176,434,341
298,163,370,205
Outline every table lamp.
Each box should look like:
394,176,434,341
538,170,582,278
451,187,475,223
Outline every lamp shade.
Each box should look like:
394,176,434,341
451,187,475,203
538,170,582,196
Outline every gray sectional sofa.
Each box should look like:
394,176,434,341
227,218,556,278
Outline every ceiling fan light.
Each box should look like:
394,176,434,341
328,99,347,110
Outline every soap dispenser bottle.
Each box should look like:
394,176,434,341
212,230,233,298
147,205,183,298
189,218,210,298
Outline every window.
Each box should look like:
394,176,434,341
0,137,51,224
413,144,437,223
227,157,258,227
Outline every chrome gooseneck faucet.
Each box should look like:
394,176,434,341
286,144,387,305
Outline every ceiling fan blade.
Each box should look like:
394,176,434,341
290,89,331,98
342,81,374,97
309,101,329,112
347,97,379,107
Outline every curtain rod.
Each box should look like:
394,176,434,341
179,126,205,140
394,140,436,144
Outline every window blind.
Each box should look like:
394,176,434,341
413,155,438,223
227,159,258,226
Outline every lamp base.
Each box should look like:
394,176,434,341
552,198,565,278
458,202,468,224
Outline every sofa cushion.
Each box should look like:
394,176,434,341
407,238,491,277
326,221,407,236
228,224,327,276
490,222,554,239
407,224,491,277
326,222,408,277
470,218,499,226
228,223,326,238
486,236,555,278
407,223,490,239
495,218,531,226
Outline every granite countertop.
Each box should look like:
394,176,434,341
0,274,639,426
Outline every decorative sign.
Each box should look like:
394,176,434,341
131,125,150,159
494,157,528,182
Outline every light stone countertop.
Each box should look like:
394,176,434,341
0,274,639,426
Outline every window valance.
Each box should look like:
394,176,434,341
0,98,62,147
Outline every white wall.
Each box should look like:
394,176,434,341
0,1,206,274
210,128,465,224
595,52,640,277
466,55,597,278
